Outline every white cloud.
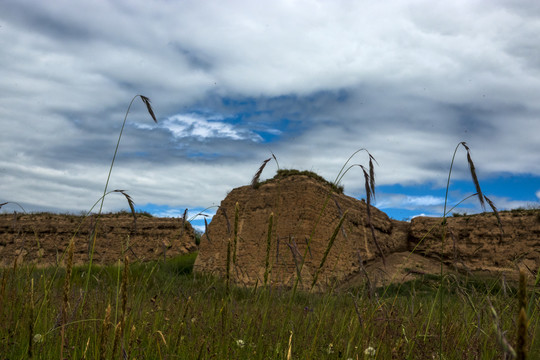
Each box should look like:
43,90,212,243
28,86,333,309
375,194,445,211
0,0,539,217
405,196,446,207
537,190,540,201
161,114,261,142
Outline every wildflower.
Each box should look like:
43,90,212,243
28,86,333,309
364,346,376,357
327,343,334,354
33,334,43,343
236,339,245,348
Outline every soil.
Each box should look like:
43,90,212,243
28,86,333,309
194,173,540,291
0,213,197,267
2,175,539,291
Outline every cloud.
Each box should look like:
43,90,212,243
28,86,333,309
0,0,539,218
149,207,216,220
376,194,445,211
404,196,446,207
159,113,262,142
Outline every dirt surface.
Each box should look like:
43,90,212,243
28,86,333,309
408,211,540,280
0,213,197,267
3,175,539,290
195,174,409,291
194,173,540,291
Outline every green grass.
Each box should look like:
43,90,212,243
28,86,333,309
2,95,537,359
259,169,345,194
1,253,538,359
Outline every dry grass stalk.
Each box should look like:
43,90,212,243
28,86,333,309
173,296,192,349
27,278,34,358
196,340,206,360
361,166,385,265
271,152,280,170
179,208,188,236
488,298,516,359
461,142,485,210
222,208,231,235
233,202,239,264
286,240,303,285
252,158,272,188
264,213,274,286
368,154,376,200
111,321,122,359
0,267,7,322
60,238,75,359
204,217,211,242
226,238,232,295
120,256,130,353
484,195,504,242
311,211,348,289
139,95,157,123
112,256,129,358
349,292,364,326
517,270,528,360
113,189,137,232
127,325,136,359
287,330,293,360
99,304,112,360
82,337,90,359
121,256,129,324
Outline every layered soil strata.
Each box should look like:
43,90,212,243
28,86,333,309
194,174,540,290
194,174,409,291
0,213,197,267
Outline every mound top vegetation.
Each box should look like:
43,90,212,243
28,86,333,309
258,169,345,194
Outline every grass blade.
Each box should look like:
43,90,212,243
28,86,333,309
311,211,347,289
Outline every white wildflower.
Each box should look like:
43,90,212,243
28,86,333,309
327,343,334,354
236,339,245,348
364,346,376,356
33,334,43,343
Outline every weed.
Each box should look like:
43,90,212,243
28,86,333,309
259,168,345,194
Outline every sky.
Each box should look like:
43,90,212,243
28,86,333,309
1,0,539,231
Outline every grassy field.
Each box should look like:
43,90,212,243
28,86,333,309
1,251,538,359
2,97,538,359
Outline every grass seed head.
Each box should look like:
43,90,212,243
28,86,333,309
461,142,485,210
252,158,272,189
139,95,157,123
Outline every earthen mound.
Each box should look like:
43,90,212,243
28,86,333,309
194,170,540,290
193,172,409,291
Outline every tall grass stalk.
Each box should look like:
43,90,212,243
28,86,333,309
82,95,156,310
27,278,34,358
438,142,499,359
99,304,111,360
233,202,239,265
60,238,74,360
517,270,528,360
263,213,274,287
311,211,348,290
